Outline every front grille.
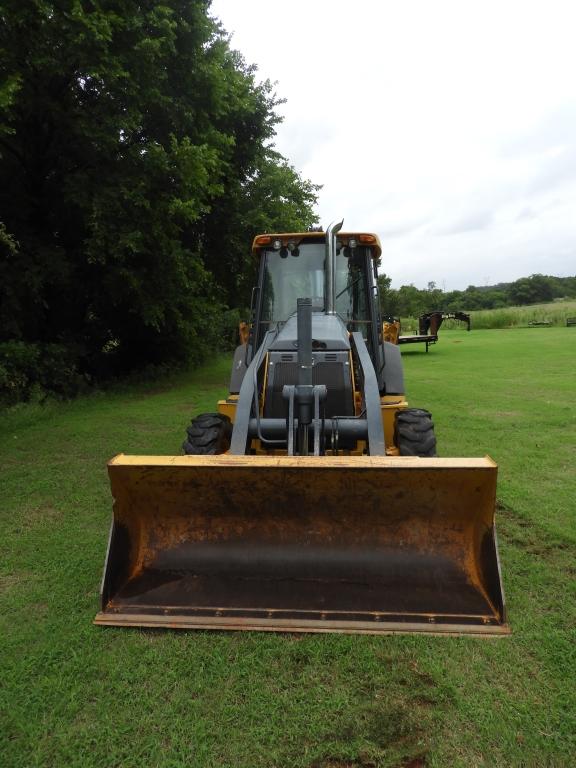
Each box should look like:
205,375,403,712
264,354,353,418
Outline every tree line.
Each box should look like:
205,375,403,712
0,0,319,403
2,3,574,405
378,273,576,319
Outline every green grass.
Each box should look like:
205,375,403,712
468,300,576,329
1,332,575,767
402,299,576,331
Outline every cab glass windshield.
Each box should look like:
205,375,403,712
260,243,370,323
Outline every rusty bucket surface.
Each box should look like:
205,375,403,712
95,454,509,636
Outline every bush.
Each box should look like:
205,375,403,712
0,341,89,405
0,342,40,404
0,304,252,407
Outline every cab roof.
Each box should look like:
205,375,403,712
251,231,382,260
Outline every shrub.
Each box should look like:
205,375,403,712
0,342,40,404
0,341,89,405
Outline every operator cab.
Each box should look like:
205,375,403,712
250,233,382,364
243,232,385,421
259,240,371,326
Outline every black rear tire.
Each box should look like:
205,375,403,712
182,413,232,455
395,408,437,457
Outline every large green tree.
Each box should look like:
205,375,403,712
201,148,320,308
508,274,555,305
0,0,318,388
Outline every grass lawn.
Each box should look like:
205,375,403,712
401,298,576,331
1,328,575,767
467,299,576,329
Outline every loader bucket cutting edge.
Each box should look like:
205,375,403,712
95,454,509,636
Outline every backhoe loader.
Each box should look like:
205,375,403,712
95,221,509,635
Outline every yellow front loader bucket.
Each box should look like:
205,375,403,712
95,454,509,635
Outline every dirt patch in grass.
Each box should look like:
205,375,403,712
17,504,63,531
397,758,427,768
497,499,575,564
311,750,429,768
311,760,370,768
323,697,430,763
411,695,438,708
0,573,26,593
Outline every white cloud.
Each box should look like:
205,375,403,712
211,0,576,288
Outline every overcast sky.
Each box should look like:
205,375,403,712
210,0,576,290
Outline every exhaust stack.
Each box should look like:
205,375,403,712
325,219,344,314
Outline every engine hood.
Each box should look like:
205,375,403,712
269,312,350,352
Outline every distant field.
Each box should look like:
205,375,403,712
1,329,575,767
401,299,576,331
468,299,576,329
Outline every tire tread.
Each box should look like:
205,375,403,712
182,413,232,455
395,408,437,457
